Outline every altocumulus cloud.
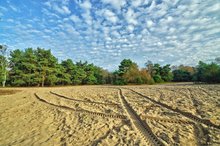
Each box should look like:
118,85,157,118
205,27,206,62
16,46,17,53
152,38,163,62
0,0,220,70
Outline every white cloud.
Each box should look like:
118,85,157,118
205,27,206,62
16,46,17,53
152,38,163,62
44,1,71,15
80,0,92,10
167,16,173,23
131,0,144,7
69,15,81,22
103,9,118,24
81,12,93,25
2,0,220,70
0,6,8,12
127,25,134,32
9,5,19,12
44,1,52,8
62,6,71,14
148,0,156,12
125,8,138,25
101,0,126,10
53,5,71,15
6,19,14,23
147,20,154,28
79,0,93,25
205,3,220,13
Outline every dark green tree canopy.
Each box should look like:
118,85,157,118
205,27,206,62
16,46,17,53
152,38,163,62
1,47,220,87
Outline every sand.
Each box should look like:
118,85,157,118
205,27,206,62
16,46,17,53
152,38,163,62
0,84,219,145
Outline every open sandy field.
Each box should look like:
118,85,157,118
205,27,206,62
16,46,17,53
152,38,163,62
0,83,220,146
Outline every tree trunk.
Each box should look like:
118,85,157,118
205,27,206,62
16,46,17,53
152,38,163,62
41,75,45,87
2,81,5,87
2,71,6,87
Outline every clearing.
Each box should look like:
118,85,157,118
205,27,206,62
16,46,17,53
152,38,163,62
0,84,220,146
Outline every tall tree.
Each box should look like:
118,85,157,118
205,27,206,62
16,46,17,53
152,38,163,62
172,65,195,82
23,48,39,86
114,59,154,85
9,48,40,86
160,64,173,82
122,63,140,83
9,49,25,86
0,45,7,87
35,48,59,86
118,59,133,75
145,60,154,76
60,59,76,84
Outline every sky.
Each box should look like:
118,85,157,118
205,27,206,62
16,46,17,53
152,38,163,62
0,0,220,70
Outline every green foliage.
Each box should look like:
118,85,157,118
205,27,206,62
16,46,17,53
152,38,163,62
194,61,220,83
160,65,173,82
60,59,75,85
172,61,220,83
153,75,164,83
172,65,195,82
4,47,220,87
114,59,154,85
145,63,173,83
9,49,28,86
173,70,192,82
118,59,133,75
35,48,59,86
9,48,59,86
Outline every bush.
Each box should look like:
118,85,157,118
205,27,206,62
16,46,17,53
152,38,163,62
153,75,164,83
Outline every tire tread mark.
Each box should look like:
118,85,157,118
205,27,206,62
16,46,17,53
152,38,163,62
50,91,120,107
128,89,220,130
141,115,194,125
34,93,126,120
118,89,164,146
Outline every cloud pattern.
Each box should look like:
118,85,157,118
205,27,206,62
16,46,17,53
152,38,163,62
0,0,220,70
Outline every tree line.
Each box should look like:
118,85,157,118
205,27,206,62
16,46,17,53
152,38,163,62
0,46,220,87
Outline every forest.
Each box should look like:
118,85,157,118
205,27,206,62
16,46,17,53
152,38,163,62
0,46,220,87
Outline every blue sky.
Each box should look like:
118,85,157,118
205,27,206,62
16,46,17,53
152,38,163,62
0,0,220,70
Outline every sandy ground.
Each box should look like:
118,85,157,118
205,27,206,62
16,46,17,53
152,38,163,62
0,83,219,146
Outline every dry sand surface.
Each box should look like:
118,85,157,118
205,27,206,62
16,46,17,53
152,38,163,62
0,83,220,146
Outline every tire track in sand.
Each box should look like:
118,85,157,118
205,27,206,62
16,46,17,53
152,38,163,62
118,89,164,146
140,115,194,125
127,88,220,130
34,93,126,120
50,91,120,108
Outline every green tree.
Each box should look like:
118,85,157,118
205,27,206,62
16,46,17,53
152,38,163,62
35,48,59,86
113,70,126,85
194,61,208,82
152,64,163,83
60,59,76,84
194,61,220,83
122,63,140,83
118,59,133,75
115,59,137,84
93,67,109,84
56,64,72,85
160,64,173,82
139,69,155,84
9,49,26,86
172,65,195,82
23,48,39,86
173,70,192,82
204,63,220,83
